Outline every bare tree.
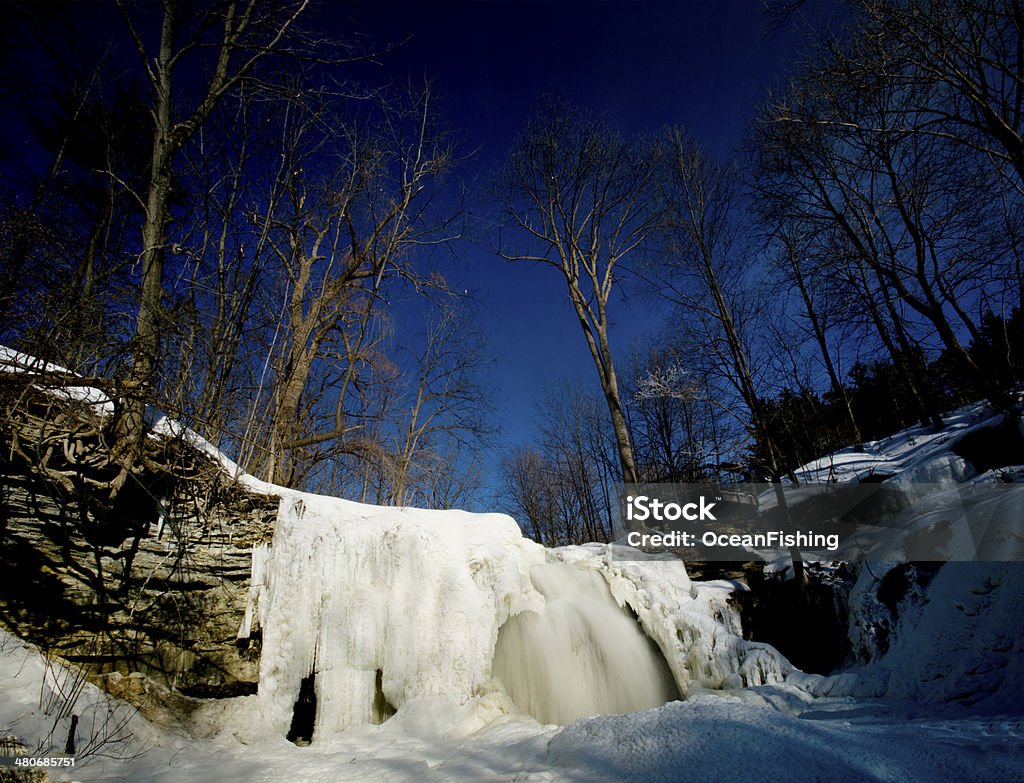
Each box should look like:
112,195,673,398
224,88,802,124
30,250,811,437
754,29,1021,410
0,59,149,376
111,0,314,489
501,445,561,546
164,82,284,451
500,382,618,546
413,440,486,511
243,82,457,487
386,305,492,506
848,0,1024,191
754,79,956,427
496,97,663,485
769,228,863,447
628,347,716,483
656,130,807,577
657,132,780,471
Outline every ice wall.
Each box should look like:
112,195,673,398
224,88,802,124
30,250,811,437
256,495,544,736
253,497,796,739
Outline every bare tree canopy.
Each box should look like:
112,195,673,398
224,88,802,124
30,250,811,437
496,96,663,485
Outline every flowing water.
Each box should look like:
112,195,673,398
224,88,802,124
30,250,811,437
492,562,679,724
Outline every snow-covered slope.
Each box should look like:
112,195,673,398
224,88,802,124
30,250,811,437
0,344,113,412
786,401,1024,710
794,401,1004,485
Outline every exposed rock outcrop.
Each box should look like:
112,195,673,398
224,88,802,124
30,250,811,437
0,380,278,699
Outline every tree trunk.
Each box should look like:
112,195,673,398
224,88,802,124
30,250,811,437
786,246,862,447
112,8,176,487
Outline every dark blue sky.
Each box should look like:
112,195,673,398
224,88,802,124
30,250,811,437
344,1,812,161
338,1,825,495
1,0,833,500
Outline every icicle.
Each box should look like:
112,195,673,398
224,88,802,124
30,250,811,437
238,543,270,641
257,495,542,738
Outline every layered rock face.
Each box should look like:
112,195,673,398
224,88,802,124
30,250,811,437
0,383,278,696
0,471,277,693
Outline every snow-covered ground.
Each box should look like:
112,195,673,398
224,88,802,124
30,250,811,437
794,401,1004,485
1,358,1023,782
3,625,1023,783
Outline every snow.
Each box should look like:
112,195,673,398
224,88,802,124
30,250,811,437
2,346,1023,781
782,402,1024,710
0,630,158,775
793,401,1001,484
0,344,113,412
754,401,1024,571
4,626,1023,783
0,343,285,495
146,412,281,495
547,694,1024,783
831,561,1024,710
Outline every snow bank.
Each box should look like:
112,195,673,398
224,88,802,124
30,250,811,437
0,343,283,493
0,628,156,781
146,412,282,495
783,402,1024,708
878,561,1024,708
2,344,794,737
547,694,1024,783
3,623,1022,783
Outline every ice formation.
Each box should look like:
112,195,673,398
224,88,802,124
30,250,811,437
255,494,544,736
823,560,1024,708
491,562,679,724
251,495,793,739
237,543,270,642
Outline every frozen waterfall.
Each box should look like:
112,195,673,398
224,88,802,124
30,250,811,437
250,494,789,742
492,562,680,724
